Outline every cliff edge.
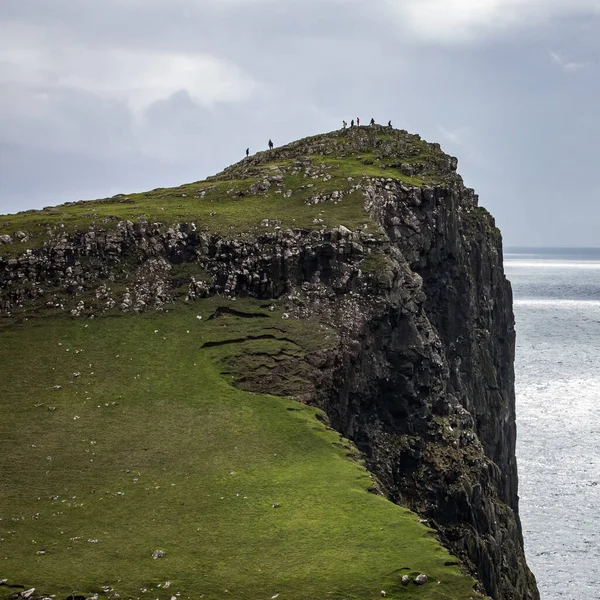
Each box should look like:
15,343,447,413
0,126,538,600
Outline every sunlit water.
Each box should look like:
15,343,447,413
505,249,600,600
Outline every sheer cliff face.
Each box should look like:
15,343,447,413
0,129,538,599
323,181,538,599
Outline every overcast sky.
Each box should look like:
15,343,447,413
1,0,599,246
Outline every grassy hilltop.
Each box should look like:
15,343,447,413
0,127,483,600
0,127,456,258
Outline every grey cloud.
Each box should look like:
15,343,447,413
1,0,600,246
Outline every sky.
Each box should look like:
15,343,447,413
1,0,599,246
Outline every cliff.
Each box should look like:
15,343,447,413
0,127,538,600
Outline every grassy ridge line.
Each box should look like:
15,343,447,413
1,299,481,600
0,127,453,257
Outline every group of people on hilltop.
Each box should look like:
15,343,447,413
342,118,392,129
244,118,394,159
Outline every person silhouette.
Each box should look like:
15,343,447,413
268,139,274,150
388,120,392,128
246,148,250,157
357,117,360,126
350,119,354,127
370,118,375,126
342,120,347,129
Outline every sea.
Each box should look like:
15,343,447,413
504,248,600,600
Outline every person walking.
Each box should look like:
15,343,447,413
388,120,392,128
357,117,360,126
246,148,250,157
342,120,347,129
268,139,274,150
350,119,354,127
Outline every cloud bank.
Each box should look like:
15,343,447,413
1,0,599,246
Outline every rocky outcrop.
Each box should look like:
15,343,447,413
0,132,538,599
315,181,538,600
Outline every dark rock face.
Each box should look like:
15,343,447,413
317,180,539,599
0,177,538,598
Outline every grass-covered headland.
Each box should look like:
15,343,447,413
0,127,483,600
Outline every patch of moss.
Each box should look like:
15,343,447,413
360,252,396,288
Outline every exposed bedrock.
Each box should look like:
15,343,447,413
318,181,537,599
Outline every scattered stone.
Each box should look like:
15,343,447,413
36,550,47,555
0,235,13,245
21,590,35,599
52,385,62,391
414,574,428,585
48,407,56,412
272,503,281,509
261,219,282,228
380,591,386,597
152,549,165,559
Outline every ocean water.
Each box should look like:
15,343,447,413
504,248,600,600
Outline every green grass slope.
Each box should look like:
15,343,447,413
0,126,456,257
1,300,481,600
1,127,480,599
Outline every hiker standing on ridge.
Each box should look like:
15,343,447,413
370,118,375,126
350,119,354,127
246,148,250,157
357,117,360,126
342,120,347,129
268,139,274,150
388,120,392,128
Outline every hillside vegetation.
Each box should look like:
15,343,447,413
0,127,483,600
0,127,455,258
